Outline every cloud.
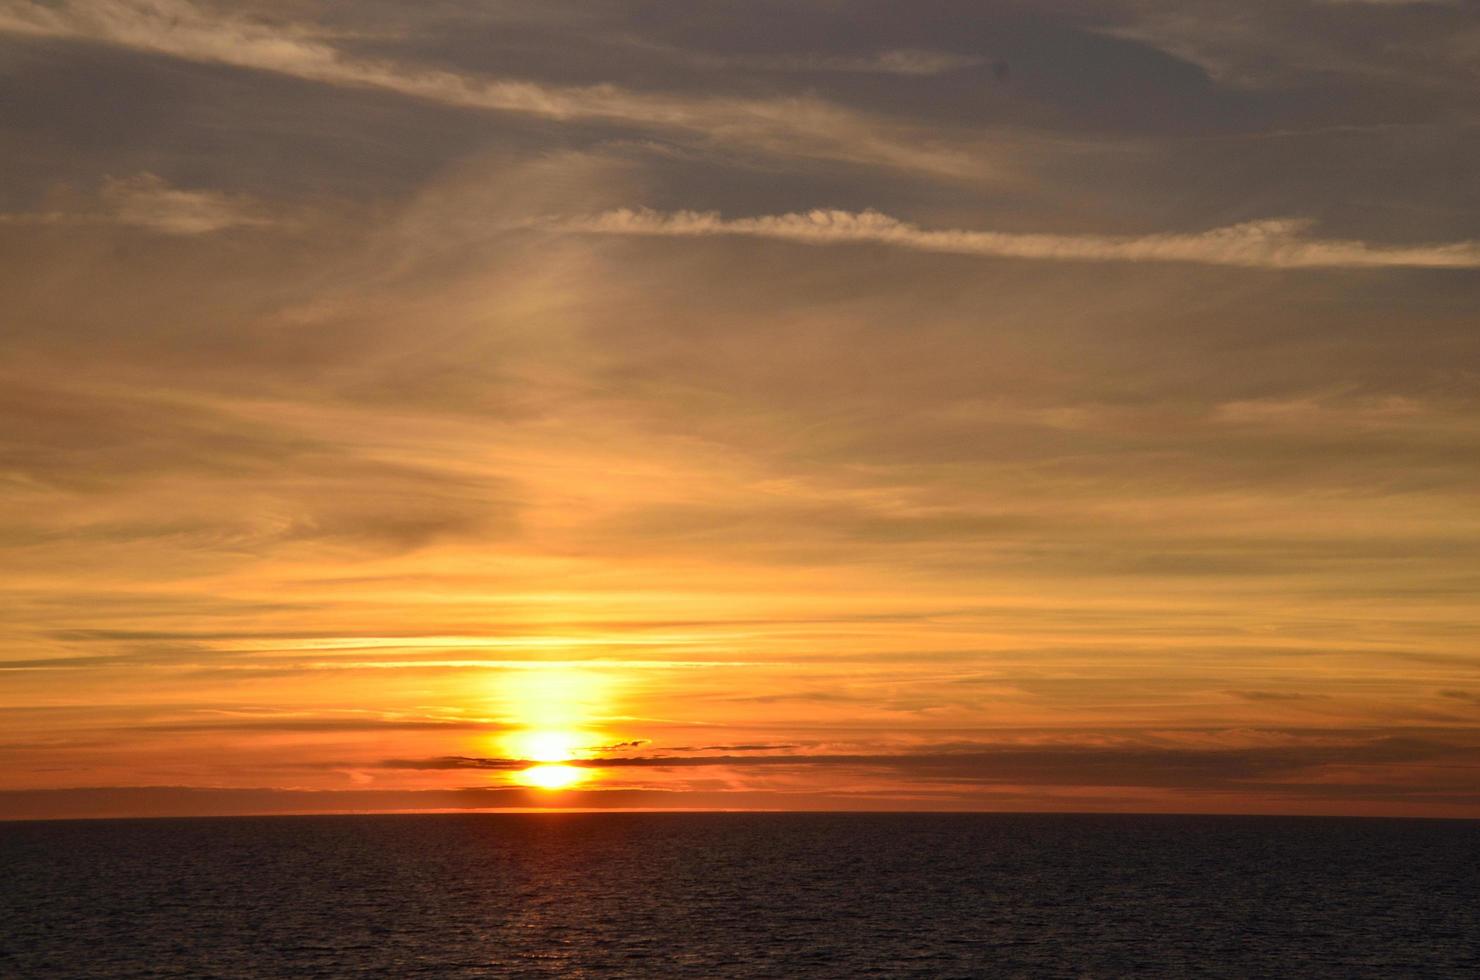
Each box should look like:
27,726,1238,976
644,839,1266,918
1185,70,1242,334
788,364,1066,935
386,756,527,771
98,174,272,234
383,733,1480,793
671,743,806,752
132,715,509,734
1317,0,1456,5
556,207,1480,270
3,8,1479,819
0,373,520,566
1226,690,1327,701
590,738,651,752
1094,0,1477,94
666,46,987,77
0,173,271,234
0,0,987,177
1439,690,1480,706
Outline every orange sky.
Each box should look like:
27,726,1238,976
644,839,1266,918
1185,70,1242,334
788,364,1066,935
2,0,1479,819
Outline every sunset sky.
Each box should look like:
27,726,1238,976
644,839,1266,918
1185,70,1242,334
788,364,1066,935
3,0,1479,820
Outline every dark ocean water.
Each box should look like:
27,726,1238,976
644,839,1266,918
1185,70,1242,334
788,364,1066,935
2,813,1478,978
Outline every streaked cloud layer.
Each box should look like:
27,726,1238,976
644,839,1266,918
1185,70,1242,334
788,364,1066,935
0,0,984,177
562,208,1480,269
0,172,272,233
1,0,1478,819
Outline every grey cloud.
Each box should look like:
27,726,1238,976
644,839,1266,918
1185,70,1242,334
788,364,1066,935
644,45,988,77
590,739,651,752
0,0,994,178
668,743,806,752
1089,0,1480,112
386,733,1480,788
589,0,1479,134
385,756,527,771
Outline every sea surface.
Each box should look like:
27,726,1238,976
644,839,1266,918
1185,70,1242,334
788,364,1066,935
2,812,1477,978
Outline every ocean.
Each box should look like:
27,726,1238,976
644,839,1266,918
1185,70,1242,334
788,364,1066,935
2,812,1477,977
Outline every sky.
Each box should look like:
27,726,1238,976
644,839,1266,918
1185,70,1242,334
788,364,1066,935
2,0,1479,820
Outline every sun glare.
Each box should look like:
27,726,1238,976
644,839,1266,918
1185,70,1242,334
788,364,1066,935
511,729,584,763
491,666,618,792
510,731,592,790
521,763,586,790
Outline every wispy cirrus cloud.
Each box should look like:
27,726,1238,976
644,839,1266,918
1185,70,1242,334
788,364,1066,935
1316,0,1458,7
654,45,989,77
557,207,1480,270
0,0,986,177
0,173,271,234
1096,0,1477,93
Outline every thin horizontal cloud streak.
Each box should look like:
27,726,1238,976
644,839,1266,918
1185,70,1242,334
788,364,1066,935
385,734,1480,790
560,208,1480,270
659,45,988,77
95,173,272,234
132,717,509,734
0,0,984,177
0,174,272,234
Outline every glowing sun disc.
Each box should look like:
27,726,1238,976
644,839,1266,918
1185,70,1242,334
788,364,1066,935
521,763,585,790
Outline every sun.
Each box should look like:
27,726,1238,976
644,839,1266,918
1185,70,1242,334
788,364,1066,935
520,763,586,790
514,730,584,763
504,729,593,790
489,667,615,793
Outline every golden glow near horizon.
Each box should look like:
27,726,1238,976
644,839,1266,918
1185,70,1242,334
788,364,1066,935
497,671,610,791
508,729,593,791
519,764,588,791
511,730,587,764
2,0,1480,821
